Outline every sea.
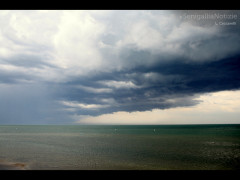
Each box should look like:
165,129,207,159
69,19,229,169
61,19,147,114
0,124,240,170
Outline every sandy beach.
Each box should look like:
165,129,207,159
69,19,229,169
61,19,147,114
0,161,28,170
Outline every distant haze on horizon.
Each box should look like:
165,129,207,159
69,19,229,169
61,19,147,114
0,10,240,125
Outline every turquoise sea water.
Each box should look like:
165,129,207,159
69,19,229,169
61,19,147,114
0,124,240,170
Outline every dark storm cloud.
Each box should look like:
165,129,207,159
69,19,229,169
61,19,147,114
1,10,240,124
1,52,239,123
58,53,240,116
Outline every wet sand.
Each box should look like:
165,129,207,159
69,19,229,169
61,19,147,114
0,161,28,170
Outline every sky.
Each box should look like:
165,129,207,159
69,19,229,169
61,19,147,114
0,10,240,125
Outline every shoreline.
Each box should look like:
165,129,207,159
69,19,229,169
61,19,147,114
0,160,28,170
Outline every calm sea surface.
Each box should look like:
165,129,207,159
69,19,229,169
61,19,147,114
0,124,240,170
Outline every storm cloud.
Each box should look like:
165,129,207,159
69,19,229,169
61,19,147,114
56,54,240,116
0,10,240,124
